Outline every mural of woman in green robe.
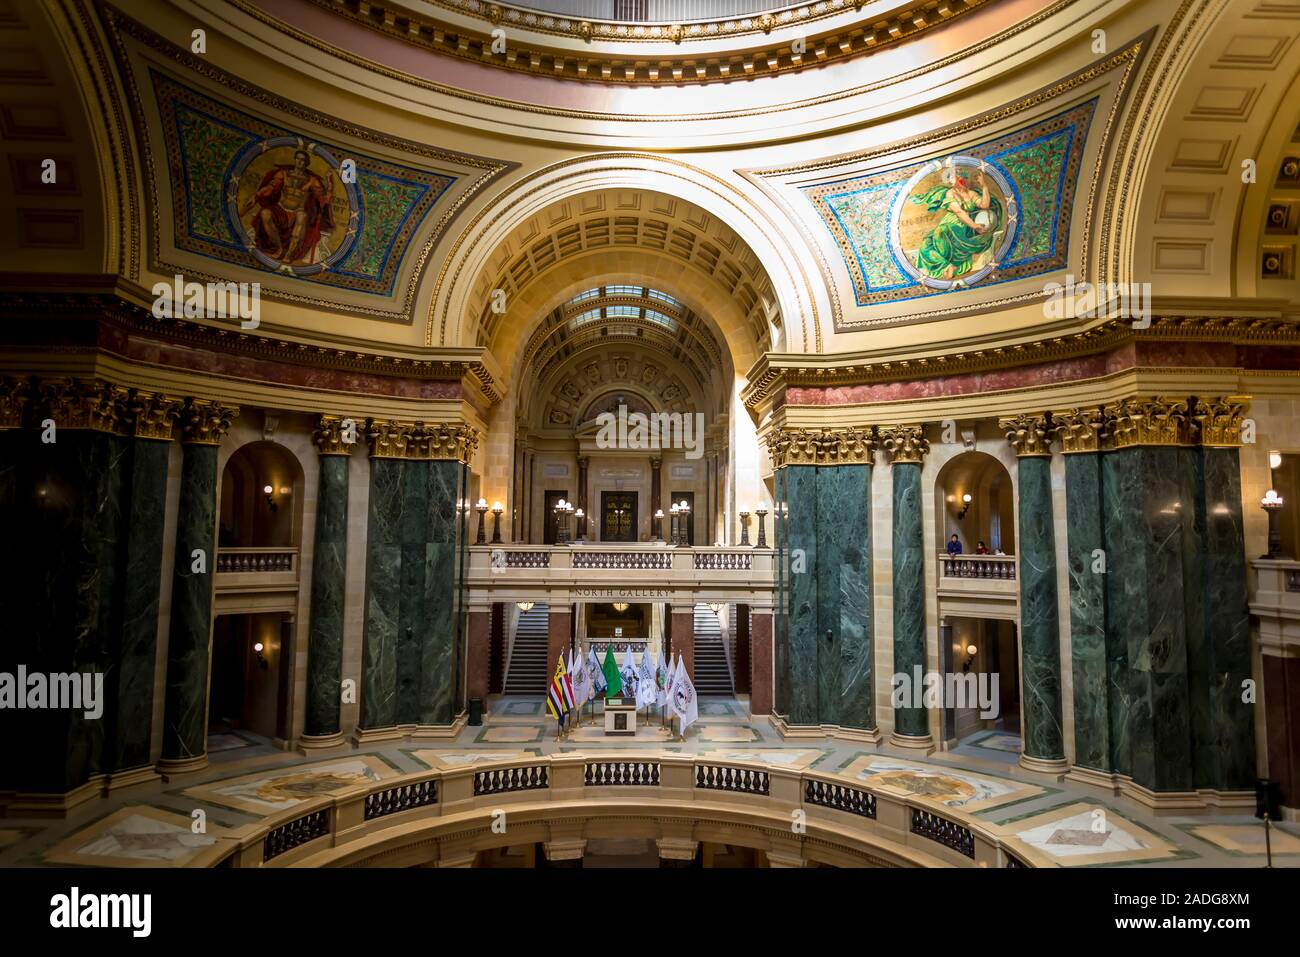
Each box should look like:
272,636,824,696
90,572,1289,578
907,163,1004,282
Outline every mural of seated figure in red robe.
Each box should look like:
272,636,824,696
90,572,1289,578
240,149,335,267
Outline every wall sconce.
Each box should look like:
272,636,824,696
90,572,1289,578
263,484,278,513
963,642,978,672
708,602,723,615
253,641,268,670
612,601,629,613
957,492,972,520
1269,450,1283,470
475,498,489,544
517,601,535,612
1261,489,1286,559
491,501,504,544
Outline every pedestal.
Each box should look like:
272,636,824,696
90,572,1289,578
604,698,637,736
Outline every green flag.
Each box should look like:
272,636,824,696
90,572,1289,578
602,647,622,699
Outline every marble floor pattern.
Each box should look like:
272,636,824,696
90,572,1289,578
2,695,1297,869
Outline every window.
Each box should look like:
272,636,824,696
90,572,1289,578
644,309,676,328
604,284,643,297
647,288,681,308
568,288,600,304
604,305,641,319
571,308,602,326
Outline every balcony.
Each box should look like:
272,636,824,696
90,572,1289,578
1251,559,1300,656
936,554,1018,619
214,546,300,614
465,543,775,606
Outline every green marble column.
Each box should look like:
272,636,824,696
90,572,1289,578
1062,445,1110,772
882,425,929,742
832,464,874,730
108,426,175,774
360,456,402,730
773,468,789,716
1195,444,1255,790
1015,452,1067,765
160,401,236,771
784,464,819,725
420,459,461,725
304,421,351,739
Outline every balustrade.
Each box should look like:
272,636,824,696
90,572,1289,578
939,554,1016,580
263,808,329,862
910,808,975,858
365,780,438,820
584,761,660,786
216,547,297,574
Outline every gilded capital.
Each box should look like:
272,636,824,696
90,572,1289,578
764,426,876,468
122,390,183,441
0,378,31,430
313,415,360,456
1000,413,1054,458
1051,407,1107,454
878,425,929,465
367,419,479,462
1107,396,1191,448
1192,395,1251,448
38,378,121,433
179,399,238,445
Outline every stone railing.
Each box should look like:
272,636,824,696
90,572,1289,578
216,547,297,574
198,752,1037,869
468,543,776,606
1249,559,1300,658
939,555,1016,580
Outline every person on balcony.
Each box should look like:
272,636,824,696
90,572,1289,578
946,534,963,556
975,541,989,554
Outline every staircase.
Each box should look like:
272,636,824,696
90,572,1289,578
504,603,550,695
693,604,733,695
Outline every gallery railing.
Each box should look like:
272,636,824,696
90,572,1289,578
939,554,1016,580
215,547,297,574
196,752,1041,869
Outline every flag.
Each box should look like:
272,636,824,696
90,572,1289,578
547,654,573,725
663,652,677,705
563,650,576,711
589,649,606,695
635,650,657,709
620,648,638,696
602,646,622,698
654,652,668,709
572,651,591,708
670,656,698,734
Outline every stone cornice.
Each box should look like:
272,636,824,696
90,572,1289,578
295,0,993,87
0,285,503,409
367,419,480,462
878,425,929,464
1000,413,1053,458
741,313,1300,413
179,399,239,446
764,426,876,468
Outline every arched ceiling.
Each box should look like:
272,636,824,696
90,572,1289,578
466,188,779,385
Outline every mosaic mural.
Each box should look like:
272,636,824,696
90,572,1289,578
804,99,1096,306
152,70,456,296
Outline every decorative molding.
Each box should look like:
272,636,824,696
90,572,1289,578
0,377,30,429
1105,396,1192,448
367,419,479,461
1192,395,1251,448
1051,406,1106,455
763,426,876,468
292,0,994,87
38,378,122,434
313,415,360,457
1000,413,1054,458
122,389,184,441
878,425,929,464
179,398,238,446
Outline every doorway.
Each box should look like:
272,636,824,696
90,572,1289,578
209,612,291,746
671,490,695,545
601,491,637,541
543,490,569,545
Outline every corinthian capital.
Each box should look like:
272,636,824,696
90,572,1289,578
313,415,360,456
1106,396,1191,448
38,378,122,433
179,399,238,445
367,419,479,462
1051,407,1107,454
1192,395,1251,448
878,425,929,464
763,426,877,468
999,413,1054,458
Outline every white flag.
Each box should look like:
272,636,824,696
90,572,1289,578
621,647,638,696
654,652,668,709
636,650,657,709
663,652,678,707
572,651,590,707
671,656,698,734
589,649,606,694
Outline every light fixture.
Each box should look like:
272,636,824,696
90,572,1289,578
475,498,489,544
612,602,629,613
253,641,268,670
966,643,978,656
574,507,586,541
755,506,769,549
676,499,691,548
708,602,723,614
1262,489,1287,559
957,492,972,520
263,485,273,495
963,642,977,673
653,508,666,543
263,484,277,512
738,508,751,546
517,601,535,612
491,501,504,544
279,486,291,496
1269,451,1283,470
